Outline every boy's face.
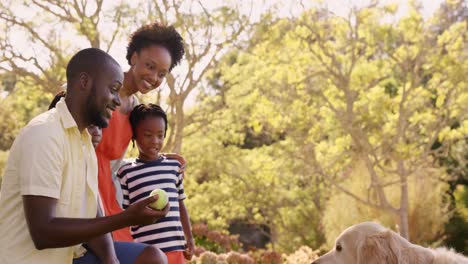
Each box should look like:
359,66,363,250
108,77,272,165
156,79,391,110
135,115,166,161
87,125,102,148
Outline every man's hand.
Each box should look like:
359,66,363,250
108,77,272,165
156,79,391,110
123,195,170,226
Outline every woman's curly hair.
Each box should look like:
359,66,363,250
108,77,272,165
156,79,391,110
126,22,185,71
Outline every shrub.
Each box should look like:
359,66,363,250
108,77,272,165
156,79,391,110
283,246,319,264
193,223,242,253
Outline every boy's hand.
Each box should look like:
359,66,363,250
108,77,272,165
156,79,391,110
124,195,170,226
183,238,195,260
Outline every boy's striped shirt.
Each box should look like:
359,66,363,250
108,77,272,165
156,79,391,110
118,156,186,252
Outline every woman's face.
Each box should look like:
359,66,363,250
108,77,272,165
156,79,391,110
130,45,172,94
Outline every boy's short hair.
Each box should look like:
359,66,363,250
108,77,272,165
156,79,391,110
48,90,67,110
129,103,168,138
126,22,185,71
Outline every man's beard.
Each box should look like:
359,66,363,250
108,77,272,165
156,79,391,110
86,84,109,128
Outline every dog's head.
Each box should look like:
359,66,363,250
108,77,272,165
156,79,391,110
312,222,434,264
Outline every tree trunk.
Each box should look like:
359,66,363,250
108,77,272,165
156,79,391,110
398,161,410,240
171,100,185,153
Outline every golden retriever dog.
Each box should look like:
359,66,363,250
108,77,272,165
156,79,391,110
312,222,468,264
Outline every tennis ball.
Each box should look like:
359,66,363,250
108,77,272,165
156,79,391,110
148,189,169,210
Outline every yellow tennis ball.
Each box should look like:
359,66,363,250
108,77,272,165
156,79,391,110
148,188,169,210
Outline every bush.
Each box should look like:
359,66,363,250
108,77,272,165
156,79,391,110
192,223,242,253
253,250,282,264
190,251,254,264
189,246,321,264
283,246,319,264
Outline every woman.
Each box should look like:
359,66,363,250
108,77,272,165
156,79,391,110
96,22,185,242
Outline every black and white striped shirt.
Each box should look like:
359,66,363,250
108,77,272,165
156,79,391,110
117,156,186,252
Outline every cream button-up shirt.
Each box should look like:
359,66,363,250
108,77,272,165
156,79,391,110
0,98,98,264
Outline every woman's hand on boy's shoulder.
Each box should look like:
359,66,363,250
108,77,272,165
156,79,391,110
163,153,187,175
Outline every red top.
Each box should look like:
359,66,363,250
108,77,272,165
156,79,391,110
96,110,133,241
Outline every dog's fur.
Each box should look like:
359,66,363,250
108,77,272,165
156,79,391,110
312,222,468,264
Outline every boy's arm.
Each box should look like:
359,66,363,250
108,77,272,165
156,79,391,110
85,202,119,264
118,170,131,210
22,194,169,250
179,200,194,260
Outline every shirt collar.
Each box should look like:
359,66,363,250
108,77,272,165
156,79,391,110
56,97,78,129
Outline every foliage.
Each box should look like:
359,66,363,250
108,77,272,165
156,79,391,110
0,150,8,186
0,102,21,151
444,185,468,253
0,80,53,150
184,0,467,251
184,137,326,252
455,186,468,218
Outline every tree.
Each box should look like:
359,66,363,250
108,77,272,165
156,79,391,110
194,0,467,242
429,0,468,253
0,0,137,150
290,1,466,240
0,0,134,93
0,0,260,154
134,0,258,154
183,14,328,252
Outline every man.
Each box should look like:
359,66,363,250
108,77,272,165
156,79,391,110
0,48,169,264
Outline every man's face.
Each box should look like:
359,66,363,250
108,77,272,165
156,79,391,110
86,62,123,128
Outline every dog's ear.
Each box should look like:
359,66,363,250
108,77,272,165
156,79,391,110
357,231,401,264
405,244,434,264
383,231,434,264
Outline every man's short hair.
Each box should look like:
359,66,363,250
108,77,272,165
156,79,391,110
66,48,119,85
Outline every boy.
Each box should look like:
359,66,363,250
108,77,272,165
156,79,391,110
118,103,194,264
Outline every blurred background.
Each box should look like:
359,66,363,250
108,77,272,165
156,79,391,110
0,0,466,263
